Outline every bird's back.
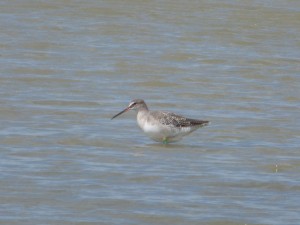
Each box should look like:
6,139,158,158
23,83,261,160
149,111,209,128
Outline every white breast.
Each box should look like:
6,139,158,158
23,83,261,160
137,112,166,141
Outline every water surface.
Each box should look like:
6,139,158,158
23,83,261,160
1,0,300,224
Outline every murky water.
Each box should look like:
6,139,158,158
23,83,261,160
1,0,300,224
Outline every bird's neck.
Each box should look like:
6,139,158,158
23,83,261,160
137,107,148,114
137,107,149,119
139,103,149,112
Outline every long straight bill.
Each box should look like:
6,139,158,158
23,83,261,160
111,107,129,119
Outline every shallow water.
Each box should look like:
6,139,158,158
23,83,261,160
1,0,300,224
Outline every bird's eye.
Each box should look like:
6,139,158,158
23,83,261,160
129,102,136,108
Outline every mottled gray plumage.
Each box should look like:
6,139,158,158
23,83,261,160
111,99,209,143
149,111,209,128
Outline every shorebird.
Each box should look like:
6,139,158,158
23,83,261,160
111,99,209,144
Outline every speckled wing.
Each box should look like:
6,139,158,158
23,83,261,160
150,111,209,128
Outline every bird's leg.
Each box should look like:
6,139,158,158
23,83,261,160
162,137,168,144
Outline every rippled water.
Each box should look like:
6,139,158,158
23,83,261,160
1,0,300,224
